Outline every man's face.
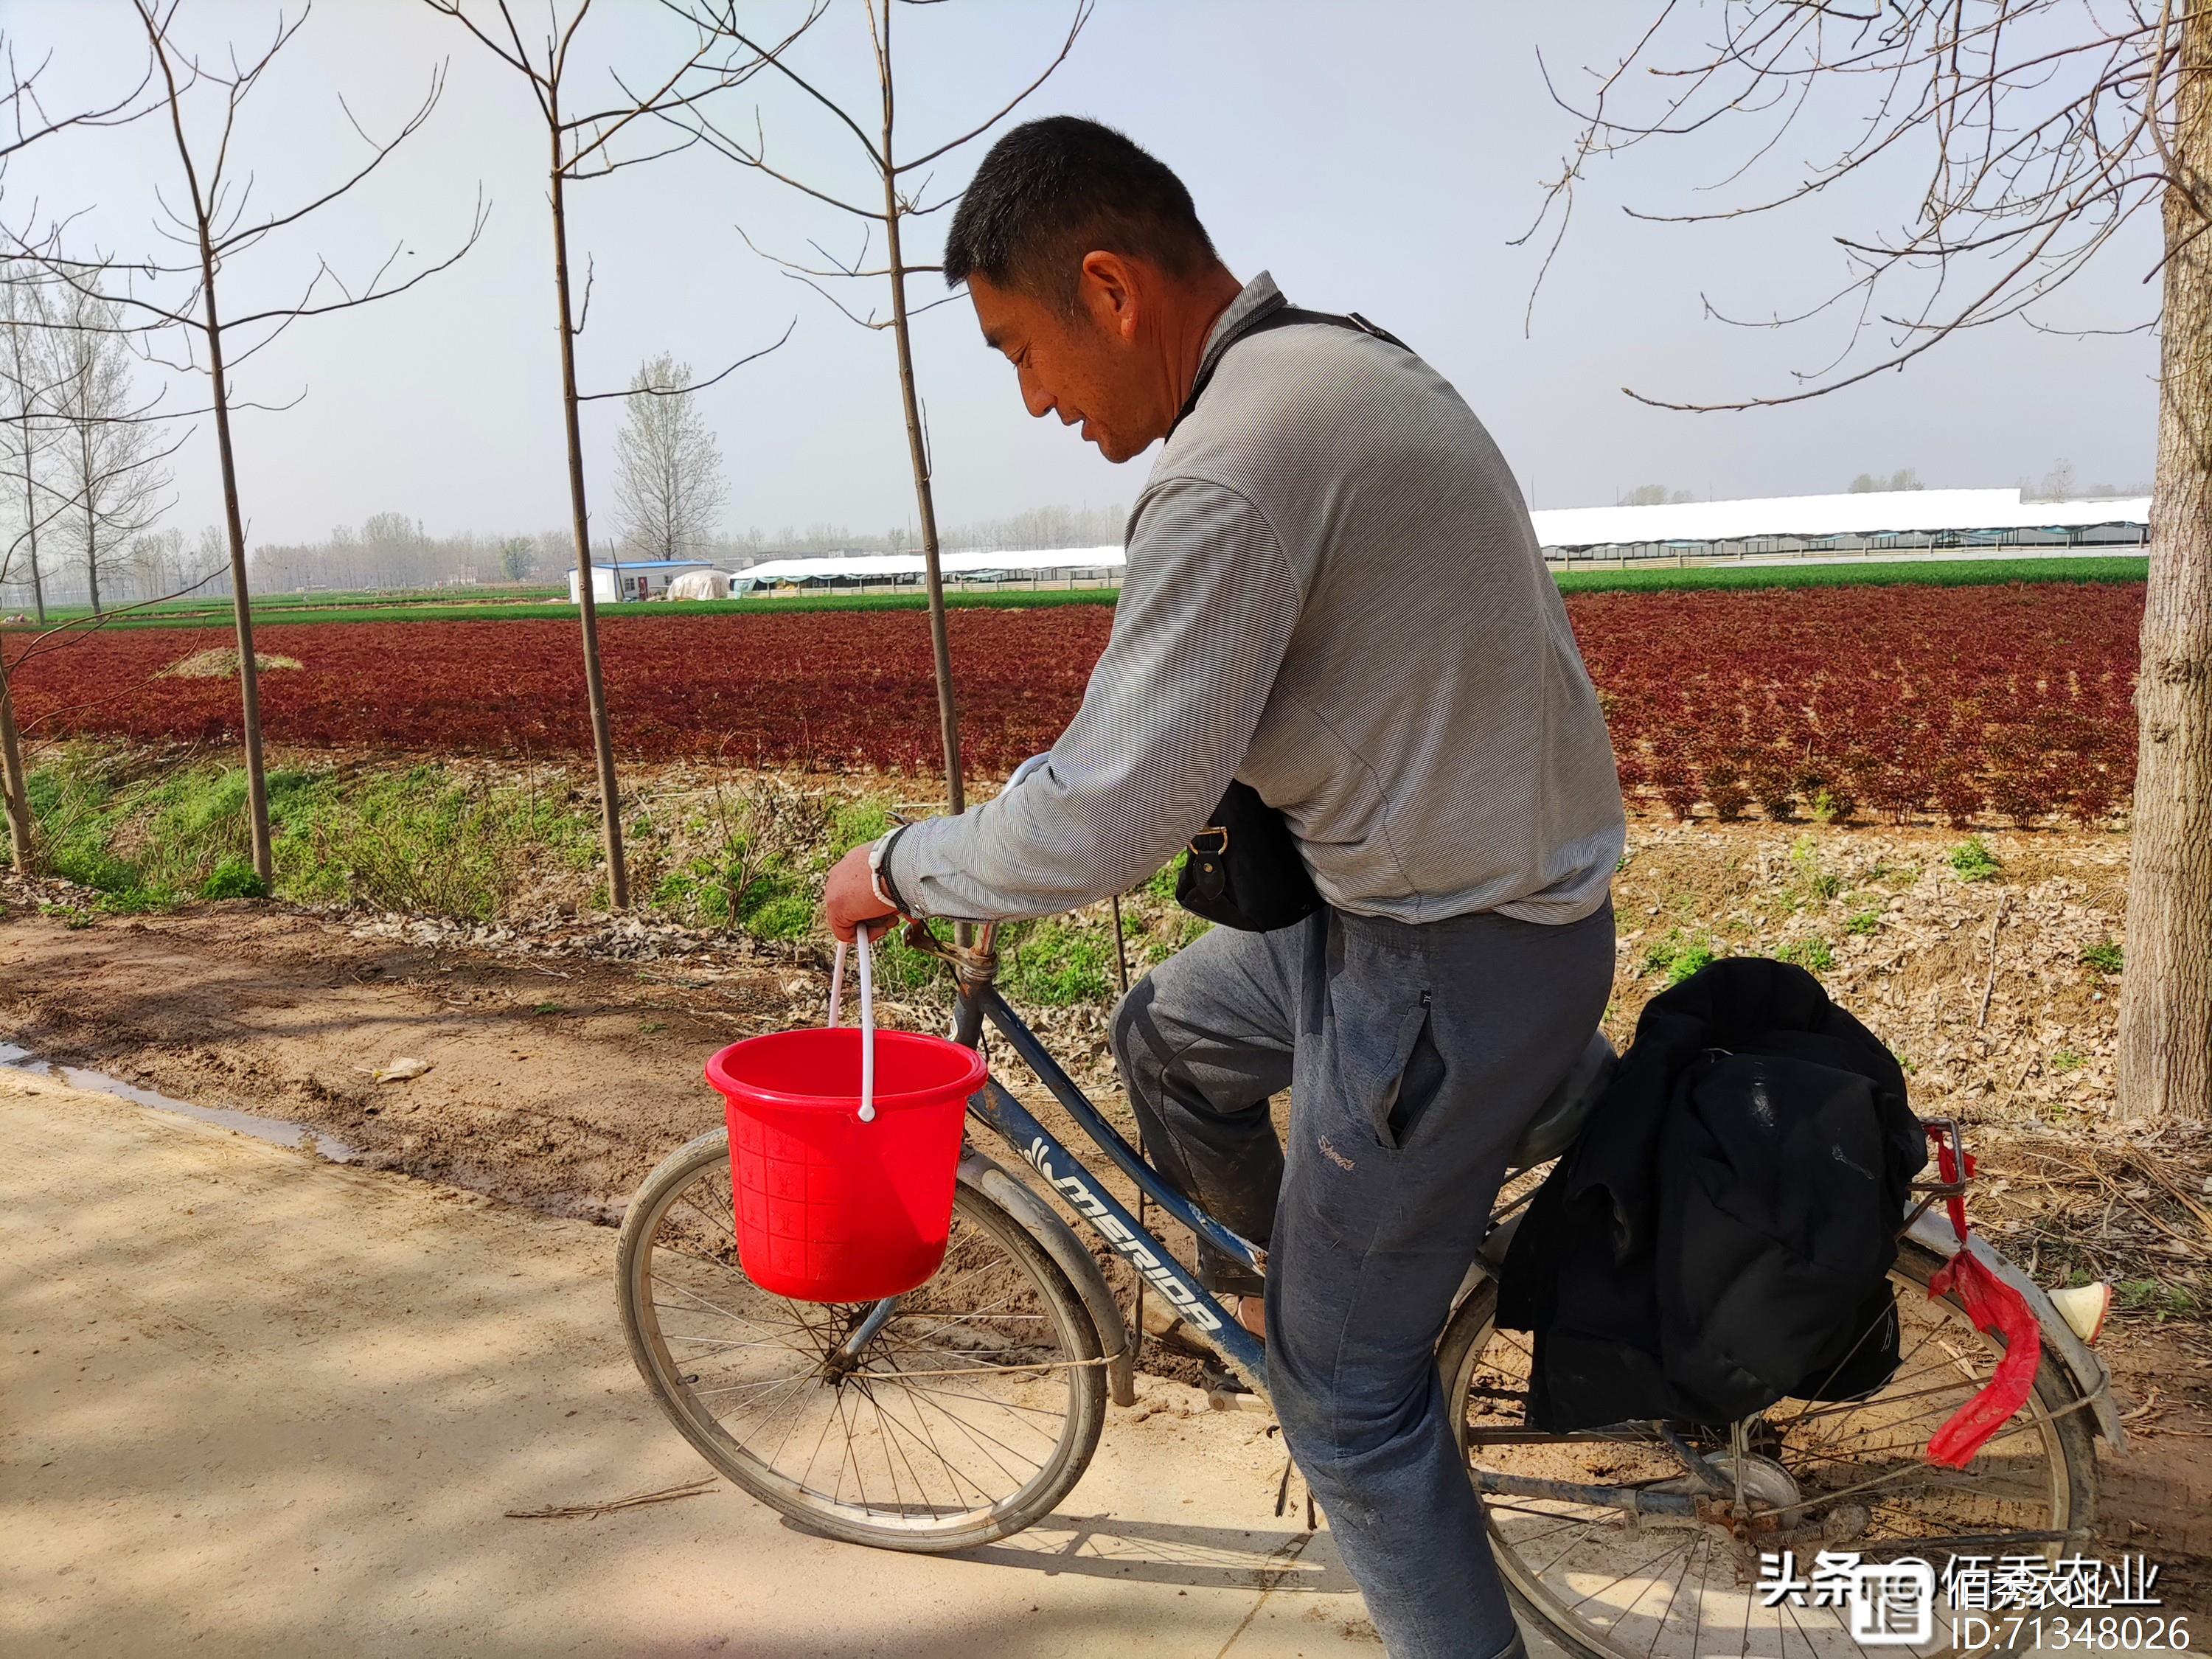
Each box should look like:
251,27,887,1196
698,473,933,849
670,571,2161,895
969,267,1159,464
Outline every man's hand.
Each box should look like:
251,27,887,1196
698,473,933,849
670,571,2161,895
824,843,900,944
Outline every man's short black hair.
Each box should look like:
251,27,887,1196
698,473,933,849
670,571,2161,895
945,116,1217,313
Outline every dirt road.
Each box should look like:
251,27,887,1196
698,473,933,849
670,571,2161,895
4,878,2210,1630
1,1071,1382,1658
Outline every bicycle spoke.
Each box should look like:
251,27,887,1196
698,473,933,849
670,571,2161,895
1562,1532,1695,1618
902,1380,1046,1484
855,1374,948,1516
874,1376,1072,1425
1643,1534,1700,1658
1457,1259,2076,1659
855,1377,1006,1510
651,1273,812,1338
625,1147,1100,1545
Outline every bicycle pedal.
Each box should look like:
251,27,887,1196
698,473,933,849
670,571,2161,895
1202,1360,1265,1412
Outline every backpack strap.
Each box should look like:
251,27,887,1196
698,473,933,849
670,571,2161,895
1169,298,1411,441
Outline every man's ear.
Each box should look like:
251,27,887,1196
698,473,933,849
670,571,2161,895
1077,251,1143,342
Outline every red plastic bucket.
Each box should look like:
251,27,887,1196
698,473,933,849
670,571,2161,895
707,936,986,1302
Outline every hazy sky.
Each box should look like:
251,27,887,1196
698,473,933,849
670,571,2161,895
4,0,2165,549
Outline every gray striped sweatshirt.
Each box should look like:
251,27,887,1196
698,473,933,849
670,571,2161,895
884,272,1624,927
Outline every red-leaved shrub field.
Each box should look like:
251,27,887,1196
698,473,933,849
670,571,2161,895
8,580,2143,824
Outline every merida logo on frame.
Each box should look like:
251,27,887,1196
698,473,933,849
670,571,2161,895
1023,1137,1224,1332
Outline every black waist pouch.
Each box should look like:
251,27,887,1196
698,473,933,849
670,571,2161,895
1176,782,1322,932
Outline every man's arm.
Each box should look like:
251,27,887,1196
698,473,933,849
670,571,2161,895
881,476,1301,922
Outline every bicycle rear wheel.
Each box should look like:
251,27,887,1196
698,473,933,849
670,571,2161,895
1443,1239,2098,1659
617,1128,1107,1553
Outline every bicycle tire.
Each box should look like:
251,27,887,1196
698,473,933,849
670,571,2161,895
617,1127,1107,1553
1441,1237,2099,1659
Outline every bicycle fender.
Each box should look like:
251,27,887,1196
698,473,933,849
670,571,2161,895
1906,1208,2125,1447
961,1147,1138,1408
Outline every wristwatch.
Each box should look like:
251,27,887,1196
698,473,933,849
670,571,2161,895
867,827,910,915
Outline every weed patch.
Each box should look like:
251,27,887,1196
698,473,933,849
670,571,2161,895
200,858,267,900
1641,928,1720,986
1778,936,1834,973
1948,838,2003,883
22,745,597,920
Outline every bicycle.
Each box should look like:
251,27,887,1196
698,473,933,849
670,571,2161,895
617,767,2119,1658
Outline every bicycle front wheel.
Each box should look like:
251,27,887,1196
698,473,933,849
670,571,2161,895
1444,1239,2098,1659
617,1129,1107,1553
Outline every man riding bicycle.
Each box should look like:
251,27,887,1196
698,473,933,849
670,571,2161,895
825,116,1625,1659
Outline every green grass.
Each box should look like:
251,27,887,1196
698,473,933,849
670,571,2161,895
25,749,600,919
1640,928,1720,986
17,744,1180,999
2113,1279,2203,1321
1549,553,2146,595
1844,909,1882,936
34,585,568,627
22,586,1127,632
22,554,2147,632
1787,835,1843,900
2080,939,2124,975
999,919,1117,1006
1777,936,1835,973
1947,838,2003,883
199,858,267,900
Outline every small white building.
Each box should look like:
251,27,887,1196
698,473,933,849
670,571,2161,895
568,559,723,604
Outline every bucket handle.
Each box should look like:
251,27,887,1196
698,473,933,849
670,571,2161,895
826,928,877,1124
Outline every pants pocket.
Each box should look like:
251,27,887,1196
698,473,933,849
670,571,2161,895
1374,992,1442,1151
1332,987,1436,1155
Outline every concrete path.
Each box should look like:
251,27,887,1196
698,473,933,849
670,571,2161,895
1,1072,1382,1658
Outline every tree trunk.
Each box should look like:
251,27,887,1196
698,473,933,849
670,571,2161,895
0,661,35,874
80,426,101,617
549,131,630,910
202,281,274,889
23,501,41,626
2118,6,2212,1124
877,5,965,814
7,325,47,626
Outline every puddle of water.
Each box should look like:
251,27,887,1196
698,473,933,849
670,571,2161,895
0,1043,358,1163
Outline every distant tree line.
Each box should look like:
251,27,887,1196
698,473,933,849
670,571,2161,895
38,499,1136,605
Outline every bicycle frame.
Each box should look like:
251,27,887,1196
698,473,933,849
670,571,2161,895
939,965,1706,1517
881,917,2098,1534
947,973,1273,1397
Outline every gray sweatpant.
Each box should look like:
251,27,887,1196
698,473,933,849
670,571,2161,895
1111,899,1615,1659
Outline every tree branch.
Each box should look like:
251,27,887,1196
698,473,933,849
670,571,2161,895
576,314,796,400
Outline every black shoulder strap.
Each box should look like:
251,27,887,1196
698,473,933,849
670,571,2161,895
1169,299,1411,441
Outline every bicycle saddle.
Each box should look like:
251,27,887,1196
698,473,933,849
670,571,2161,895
1506,1029,1618,1171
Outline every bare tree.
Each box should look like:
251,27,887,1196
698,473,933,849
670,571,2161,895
42,285,176,613
0,269,55,623
129,524,188,598
424,0,799,909
14,2,486,889
0,29,165,872
668,0,1093,814
613,352,729,558
360,510,432,588
0,467,74,869
0,549,226,862
1526,2,2211,1124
